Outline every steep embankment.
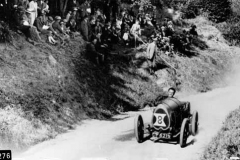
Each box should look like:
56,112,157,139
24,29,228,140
0,30,163,151
0,15,238,153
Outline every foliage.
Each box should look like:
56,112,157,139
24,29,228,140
231,0,240,16
217,15,240,46
181,0,201,19
199,0,232,23
180,0,232,23
131,0,155,13
201,108,240,160
216,0,240,46
0,22,13,43
162,0,187,9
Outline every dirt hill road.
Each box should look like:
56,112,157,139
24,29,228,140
14,81,240,160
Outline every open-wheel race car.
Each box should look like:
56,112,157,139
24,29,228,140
134,97,199,148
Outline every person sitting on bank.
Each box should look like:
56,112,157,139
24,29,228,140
146,36,158,75
86,37,105,65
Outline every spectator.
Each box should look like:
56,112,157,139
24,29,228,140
37,0,45,15
86,37,105,64
68,0,80,12
46,16,55,33
52,16,64,34
103,0,110,22
189,24,198,37
48,31,57,44
35,10,49,34
18,0,29,9
130,19,142,44
163,18,168,27
19,9,31,30
65,10,72,22
93,19,103,42
146,36,158,74
111,24,119,44
102,22,112,46
27,0,38,25
60,19,70,35
160,26,166,37
17,8,42,43
71,7,78,20
66,17,77,32
80,15,89,41
116,16,122,31
151,13,157,28
109,0,120,19
165,24,174,37
42,0,49,14
95,8,106,25
79,0,90,20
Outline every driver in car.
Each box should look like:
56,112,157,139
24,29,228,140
166,87,189,113
154,87,188,110
167,87,176,98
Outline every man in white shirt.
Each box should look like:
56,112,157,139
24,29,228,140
27,0,38,25
130,19,140,36
130,19,144,46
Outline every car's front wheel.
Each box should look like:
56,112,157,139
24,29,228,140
134,114,144,143
191,111,198,136
180,118,189,148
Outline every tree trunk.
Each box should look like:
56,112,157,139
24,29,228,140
63,0,69,16
59,0,69,17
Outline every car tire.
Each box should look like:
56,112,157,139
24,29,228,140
191,111,198,136
180,118,189,148
134,114,144,143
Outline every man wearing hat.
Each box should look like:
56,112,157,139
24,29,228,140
189,24,198,37
35,10,50,34
52,16,64,34
146,35,158,74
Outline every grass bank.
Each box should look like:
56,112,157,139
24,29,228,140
0,31,163,151
201,108,240,160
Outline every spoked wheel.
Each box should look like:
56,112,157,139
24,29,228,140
134,114,144,143
191,111,199,136
180,118,189,148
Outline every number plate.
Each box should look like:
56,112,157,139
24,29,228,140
159,133,171,139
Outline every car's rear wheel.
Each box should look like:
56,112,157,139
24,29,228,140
134,114,144,143
191,111,198,136
180,118,189,148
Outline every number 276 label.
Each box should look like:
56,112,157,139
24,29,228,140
0,150,11,160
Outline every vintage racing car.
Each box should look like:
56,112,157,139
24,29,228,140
134,97,199,148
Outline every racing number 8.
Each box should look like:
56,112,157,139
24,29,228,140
158,116,162,124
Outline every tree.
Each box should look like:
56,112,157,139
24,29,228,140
131,0,155,14
200,0,232,23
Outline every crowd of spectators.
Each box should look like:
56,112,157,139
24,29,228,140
10,0,198,65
